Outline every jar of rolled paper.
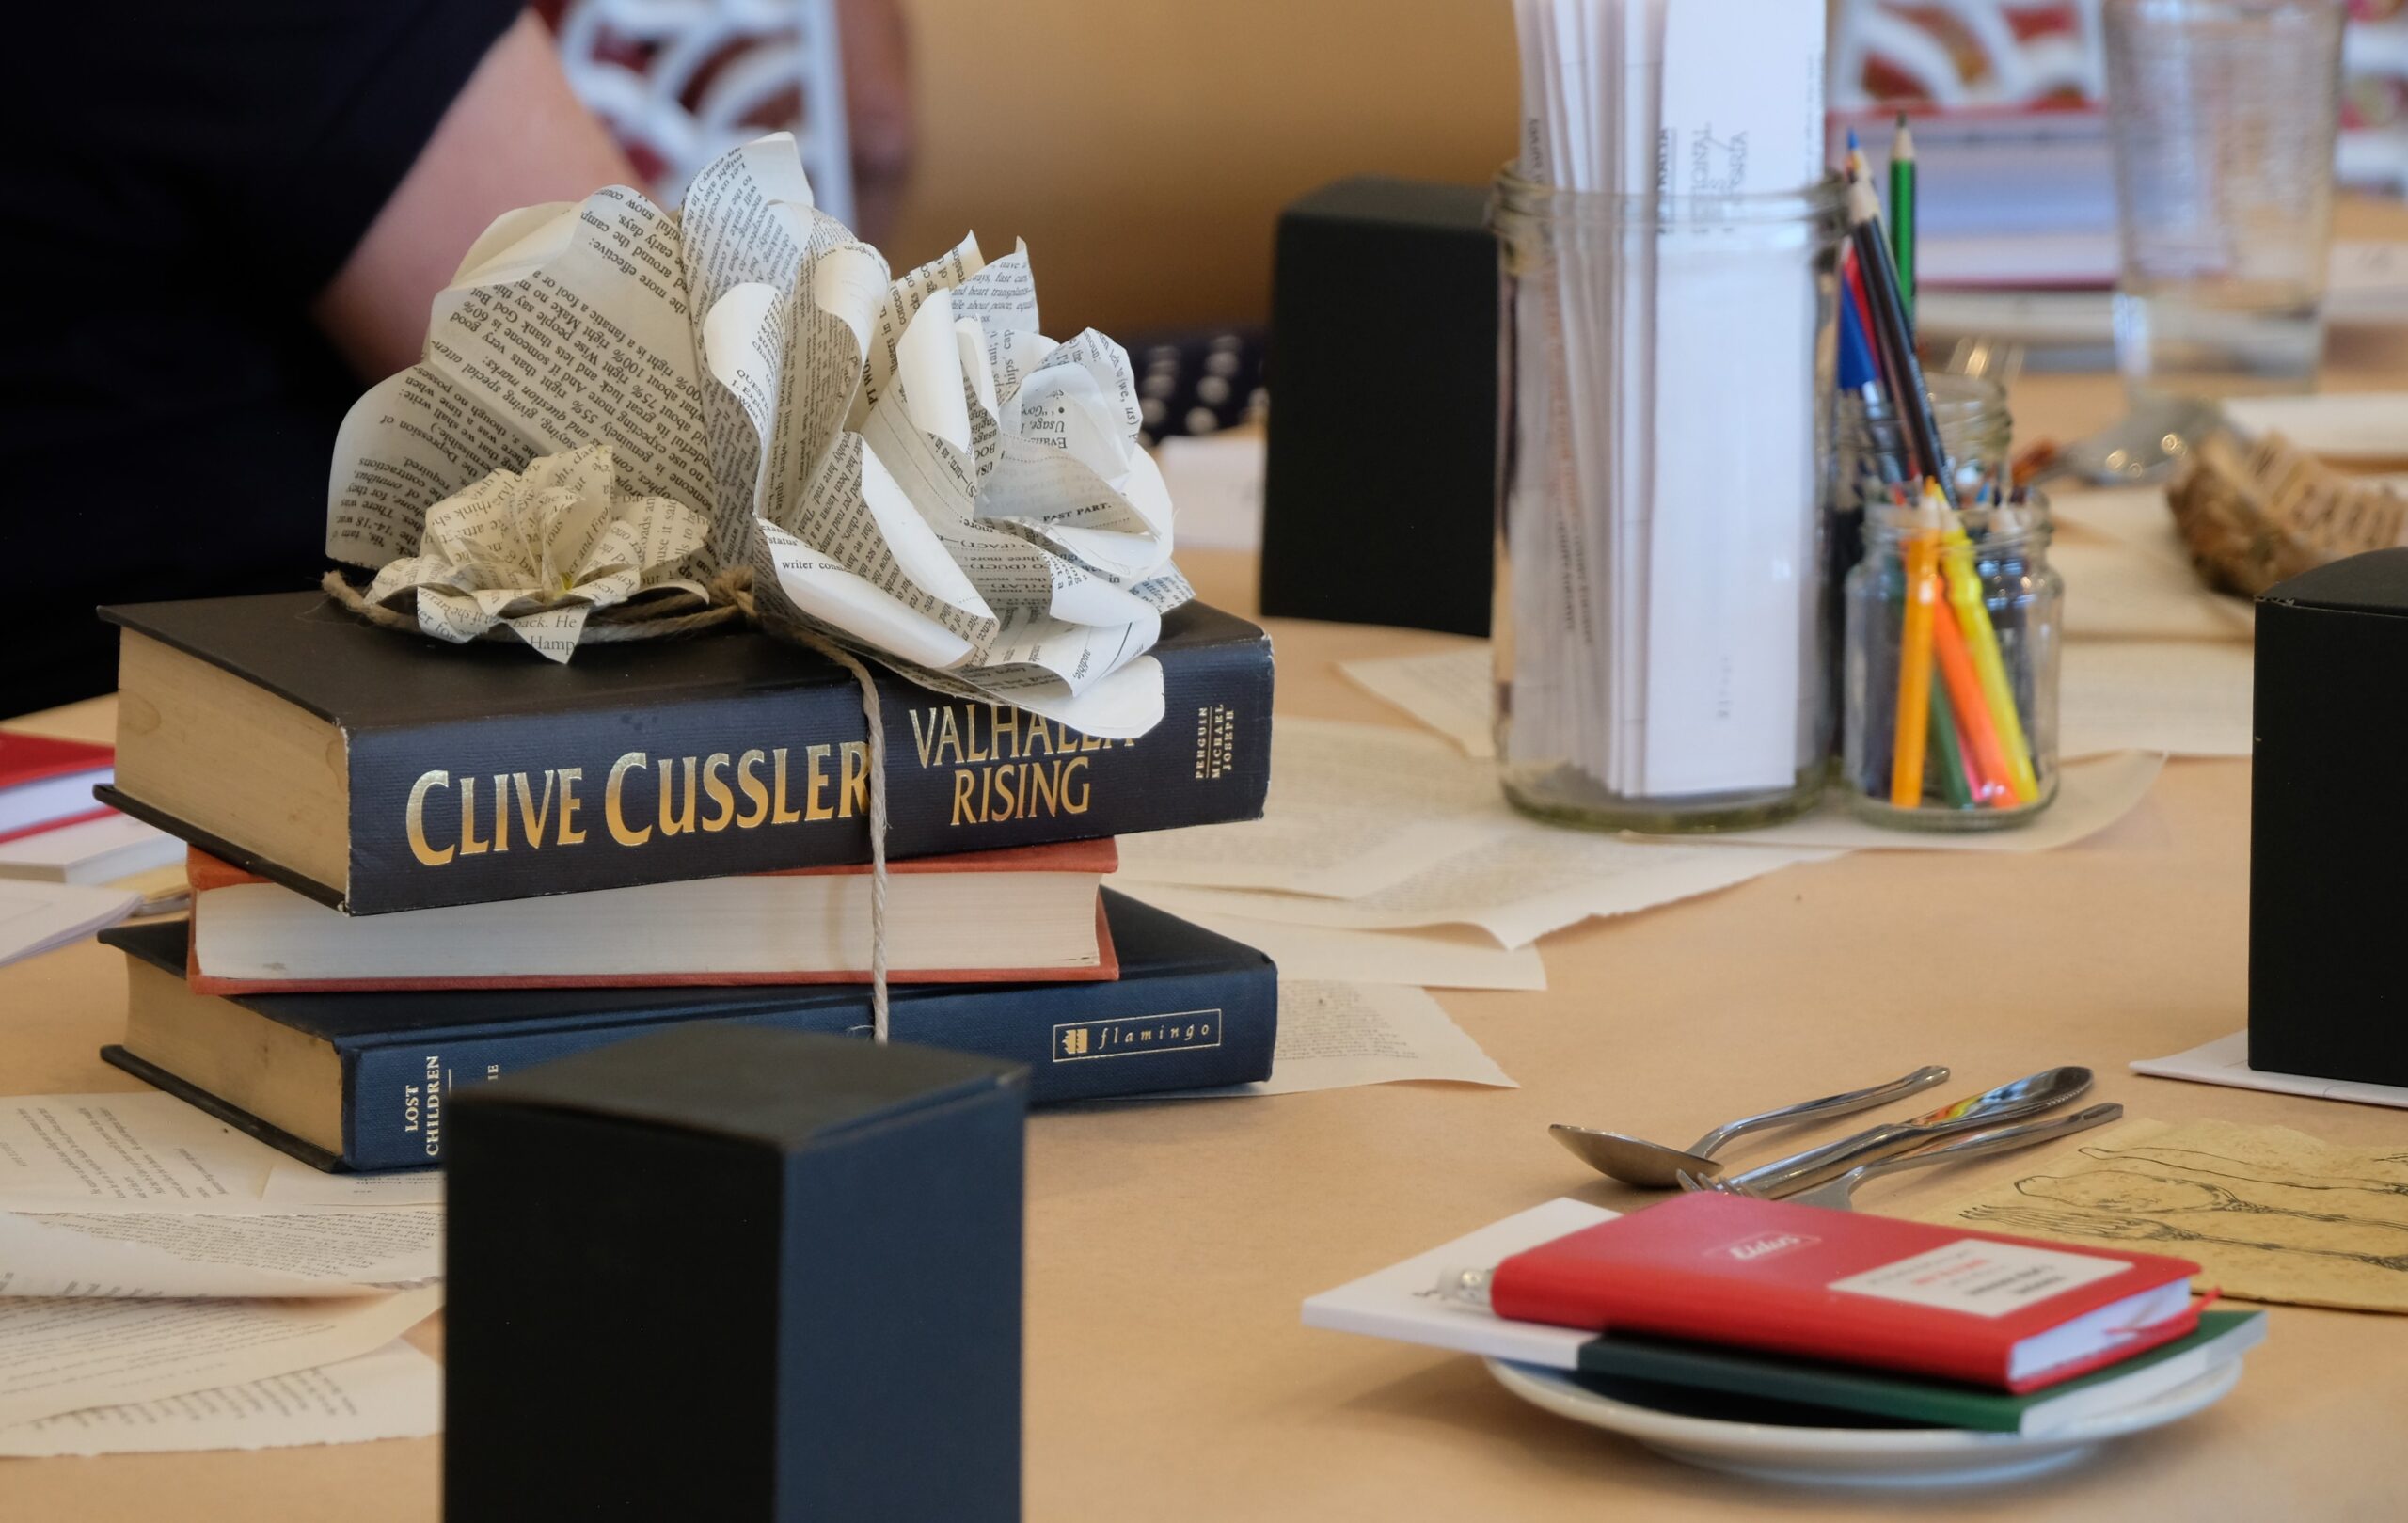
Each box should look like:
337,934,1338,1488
1489,171,1848,831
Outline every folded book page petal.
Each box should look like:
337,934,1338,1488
503,602,594,665
752,521,975,671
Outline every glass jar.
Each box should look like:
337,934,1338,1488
1842,497,2062,830
1827,374,2015,751
1835,373,2013,514
1490,170,1848,832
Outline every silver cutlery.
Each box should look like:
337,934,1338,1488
1549,1065,1952,1188
2024,395,2223,489
1679,1103,2125,1210
1692,1066,2095,1201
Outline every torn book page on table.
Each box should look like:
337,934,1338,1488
1351,640,2253,765
0,1207,442,1297
2060,641,2253,759
1339,645,1495,758
0,1284,443,1429
1129,908,1545,991
1125,838,1828,953
0,1094,440,1214
2134,1031,2408,1110
2052,537,2254,642
0,1339,439,1457
0,880,137,970
1629,751,2165,854
1115,719,1831,947
1114,720,1510,898
1139,981,1513,1099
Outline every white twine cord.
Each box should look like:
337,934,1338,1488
780,630,892,1041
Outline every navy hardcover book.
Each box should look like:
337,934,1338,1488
100,590,1273,913
101,890,1275,1171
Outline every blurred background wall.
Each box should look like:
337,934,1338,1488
881,0,1521,337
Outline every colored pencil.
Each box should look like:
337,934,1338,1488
1889,484,1945,807
1926,683,1977,808
1940,528,2041,803
1890,113,1917,325
1931,598,2016,806
1846,176,1951,501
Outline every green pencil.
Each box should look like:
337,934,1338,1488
1890,112,1916,325
1927,682,1974,808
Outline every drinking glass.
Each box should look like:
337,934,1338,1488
2104,0,2346,400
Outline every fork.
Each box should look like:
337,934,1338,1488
1678,1103,2124,1210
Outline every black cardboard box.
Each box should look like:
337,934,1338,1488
1261,176,1497,636
444,1025,1027,1522
2251,549,2408,1086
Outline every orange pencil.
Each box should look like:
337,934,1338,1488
1889,484,1944,807
1931,596,2017,806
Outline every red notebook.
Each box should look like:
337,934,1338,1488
0,735,115,845
1490,1192,2203,1393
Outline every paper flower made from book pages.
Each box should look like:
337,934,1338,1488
362,445,709,663
325,133,1191,738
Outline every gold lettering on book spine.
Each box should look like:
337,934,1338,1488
406,771,453,865
606,754,650,847
397,696,1157,865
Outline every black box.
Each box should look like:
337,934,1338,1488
2251,549,2408,1085
1261,176,1497,636
444,1026,1027,1521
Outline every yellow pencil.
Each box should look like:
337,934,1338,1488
1890,483,1945,807
1939,525,2040,804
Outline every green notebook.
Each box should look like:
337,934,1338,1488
1574,1310,2266,1436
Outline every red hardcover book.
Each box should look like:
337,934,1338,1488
0,735,115,845
1489,1191,2203,1393
184,840,1120,993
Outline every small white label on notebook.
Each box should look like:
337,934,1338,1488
1828,1240,2125,1319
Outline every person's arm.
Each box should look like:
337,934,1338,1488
310,10,641,382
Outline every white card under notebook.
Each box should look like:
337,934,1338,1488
2132,1030,2408,1110
1302,1198,1616,1369
0,879,137,970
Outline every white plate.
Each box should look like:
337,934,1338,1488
1484,1356,2242,1489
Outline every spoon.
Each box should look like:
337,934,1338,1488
1549,1065,1951,1188
1712,1065,2096,1201
2024,396,2224,489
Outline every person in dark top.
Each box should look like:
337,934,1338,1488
3,6,646,716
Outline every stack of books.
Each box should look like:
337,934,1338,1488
89,590,1279,1171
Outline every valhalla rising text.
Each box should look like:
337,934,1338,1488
401,703,1131,866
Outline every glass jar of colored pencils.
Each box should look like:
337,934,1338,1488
1842,490,2061,830
1835,374,2012,519
1489,170,1849,832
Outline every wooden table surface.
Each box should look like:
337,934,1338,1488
11,205,2408,1519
